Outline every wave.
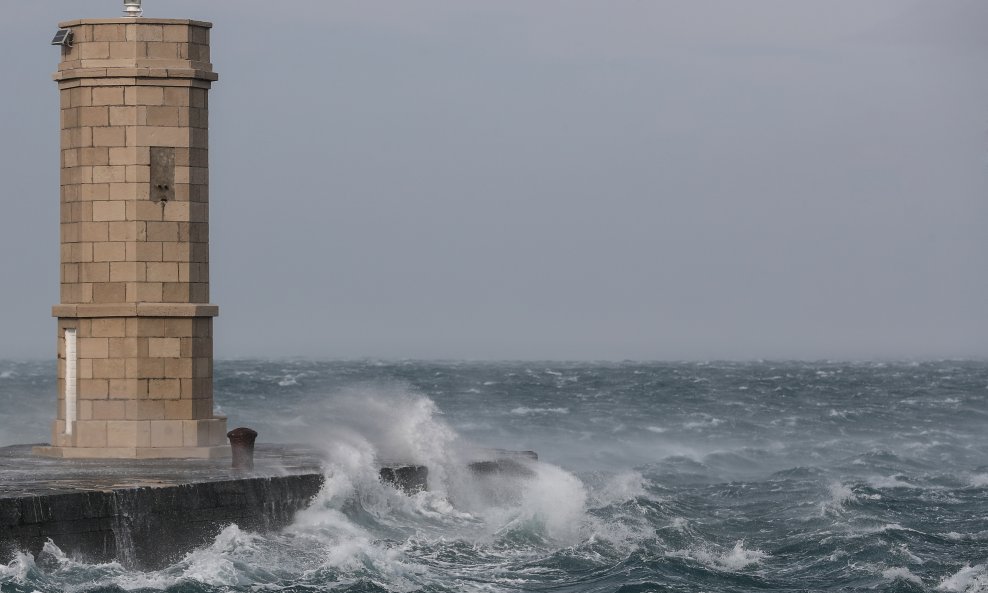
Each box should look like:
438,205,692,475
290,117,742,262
883,566,923,585
939,564,988,592
509,407,569,415
6,360,988,593
2,387,651,593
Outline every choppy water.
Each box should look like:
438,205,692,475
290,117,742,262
3,360,988,592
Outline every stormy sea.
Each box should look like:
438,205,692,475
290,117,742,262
2,359,988,593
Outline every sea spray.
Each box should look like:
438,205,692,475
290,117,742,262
288,384,595,543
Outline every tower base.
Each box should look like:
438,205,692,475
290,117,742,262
36,417,229,459
33,445,231,459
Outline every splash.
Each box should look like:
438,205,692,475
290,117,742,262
294,385,593,543
669,540,768,572
821,481,856,515
0,552,37,583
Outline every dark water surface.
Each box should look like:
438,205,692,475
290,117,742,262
2,360,988,592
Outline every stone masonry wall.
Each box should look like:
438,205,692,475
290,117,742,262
40,19,227,458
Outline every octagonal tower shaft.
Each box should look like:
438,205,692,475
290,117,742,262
35,18,228,458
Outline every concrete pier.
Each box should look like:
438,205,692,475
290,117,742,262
1,444,323,568
1,444,540,568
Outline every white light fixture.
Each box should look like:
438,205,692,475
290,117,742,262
123,0,143,17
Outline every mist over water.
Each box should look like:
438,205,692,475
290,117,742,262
3,360,988,592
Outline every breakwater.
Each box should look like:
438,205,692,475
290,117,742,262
0,444,323,569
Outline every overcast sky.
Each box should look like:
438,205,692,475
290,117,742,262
1,1,987,361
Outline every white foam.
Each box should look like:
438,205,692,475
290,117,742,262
480,462,589,545
716,541,768,570
941,531,988,542
883,566,923,585
586,470,648,507
969,474,988,488
173,526,260,587
869,475,917,489
682,415,724,430
829,482,855,504
282,385,606,557
668,540,768,572
821,481,855,515
0,551,36,582
278,375,299,386
510,407,569,415
938,564,988,592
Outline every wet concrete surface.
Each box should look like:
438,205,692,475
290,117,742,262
0,443,326,568
0,443,324,498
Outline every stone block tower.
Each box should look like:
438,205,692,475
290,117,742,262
34,15,228,458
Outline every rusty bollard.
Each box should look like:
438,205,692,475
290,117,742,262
227,427,258,471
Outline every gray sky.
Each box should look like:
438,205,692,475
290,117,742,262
2,1,987,361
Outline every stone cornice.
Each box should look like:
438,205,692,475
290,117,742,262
58,18,213,28
53,304,220,318
54,68,218,82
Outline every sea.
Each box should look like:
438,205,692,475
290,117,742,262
2,359,988,593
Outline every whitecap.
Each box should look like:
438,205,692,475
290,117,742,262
668,540,768,572
968,474,988,488
883,566,923,585
821,481,856,515
869,475,917,489
938,564,988,592
510,407,569,415
682,416,723,430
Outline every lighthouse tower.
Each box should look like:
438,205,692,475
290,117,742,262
35,5,228,458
